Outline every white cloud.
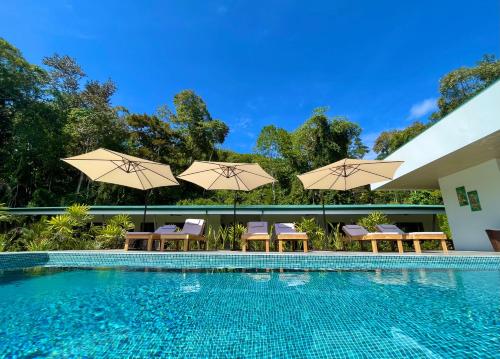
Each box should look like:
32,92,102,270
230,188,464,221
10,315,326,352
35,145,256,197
408,98,437,120
236,117,251,129
232,117,256,139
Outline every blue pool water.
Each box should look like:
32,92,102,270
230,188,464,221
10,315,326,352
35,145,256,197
1,267,499,358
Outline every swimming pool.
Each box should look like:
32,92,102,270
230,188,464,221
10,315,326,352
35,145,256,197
1,266,499,358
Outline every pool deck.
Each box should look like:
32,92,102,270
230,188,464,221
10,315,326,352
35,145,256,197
2,250,499,256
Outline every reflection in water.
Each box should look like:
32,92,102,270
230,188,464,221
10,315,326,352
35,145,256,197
245,273,271,282
371,269,410,285
415,269,457,289
180,273,201,292
370,269,457,289
391,327,443,359
278,272,311,287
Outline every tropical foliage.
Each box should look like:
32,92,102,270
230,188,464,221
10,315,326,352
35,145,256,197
3,37,494,253
1,37,498,215
0,204,134,252
356,211,390,232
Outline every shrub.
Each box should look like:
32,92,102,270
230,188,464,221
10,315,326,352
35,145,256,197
207,225,229,250
95,214,134,249
356,211,390,232
0,203,11,223
296,217,327,250
227,223,246,250
330,223,346,251
20,219,53,251
437,214,452,239
0,234,7,252
26,237,53,251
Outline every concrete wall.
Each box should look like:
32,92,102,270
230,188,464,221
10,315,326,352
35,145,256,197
439,159,500,251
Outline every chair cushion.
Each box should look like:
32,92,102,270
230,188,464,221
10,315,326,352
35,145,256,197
247,222,268,234
409,232,445,235
154,225,177,234
275,223,296,235
181,219,205,235
376,224,405,234
342,225,368,237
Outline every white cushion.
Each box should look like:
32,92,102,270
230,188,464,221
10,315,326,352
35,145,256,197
247,222,268,234
181,219,205,235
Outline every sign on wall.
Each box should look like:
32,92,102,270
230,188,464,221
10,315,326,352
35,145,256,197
455,186,469,206
467,190,482,211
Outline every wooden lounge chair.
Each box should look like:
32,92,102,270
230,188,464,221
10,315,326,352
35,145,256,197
124,225,177,251
274,223,308,253
342,224,404,254
158,219,206,252
241,222,271,252
376,224,448,254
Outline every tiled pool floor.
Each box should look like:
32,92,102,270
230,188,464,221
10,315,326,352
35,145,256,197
1,266,499,358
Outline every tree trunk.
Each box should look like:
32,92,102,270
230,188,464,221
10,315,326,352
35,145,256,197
76,172,84,194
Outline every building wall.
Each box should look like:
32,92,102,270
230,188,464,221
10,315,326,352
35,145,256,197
439,159,500,251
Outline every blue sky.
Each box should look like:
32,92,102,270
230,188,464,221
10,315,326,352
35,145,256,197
1,1,498,157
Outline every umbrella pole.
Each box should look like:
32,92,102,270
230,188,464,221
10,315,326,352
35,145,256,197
321,191,327,235
143,190,149,231
233,192,237,246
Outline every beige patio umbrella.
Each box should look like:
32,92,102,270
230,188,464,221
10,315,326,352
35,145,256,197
177,161,276,242
62,148,179,226
297,158,403,231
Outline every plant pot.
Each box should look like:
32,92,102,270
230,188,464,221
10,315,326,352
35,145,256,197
485,230,500,252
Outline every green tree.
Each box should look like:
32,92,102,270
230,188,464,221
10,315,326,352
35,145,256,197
164,90,229,162
373,121,427,159
431,55,500,121
293,108,367,171
126,113,181,165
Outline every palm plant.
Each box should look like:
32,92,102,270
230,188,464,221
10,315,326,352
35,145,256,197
330,223,344,251
356,211,390,232
227,223,245,250
95,214,134,249
296,217,326,250
47,214,76,249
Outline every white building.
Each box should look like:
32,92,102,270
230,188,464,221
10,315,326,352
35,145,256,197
373,80,500,251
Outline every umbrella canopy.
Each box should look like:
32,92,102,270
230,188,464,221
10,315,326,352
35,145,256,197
62,148,179,229
62,148,179,190
297,158,403,233
177,161,276,245
177,161,275,191
297,158,403,190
